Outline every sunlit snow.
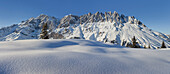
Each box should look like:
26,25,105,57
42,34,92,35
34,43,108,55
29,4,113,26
0,39,169,74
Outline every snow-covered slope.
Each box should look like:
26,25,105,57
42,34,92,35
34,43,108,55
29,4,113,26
0,11,169,48
0,14,59,41
167,35,170,42
0,39,170,74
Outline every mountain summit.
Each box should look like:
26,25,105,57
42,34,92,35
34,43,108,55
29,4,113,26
0,11,169,48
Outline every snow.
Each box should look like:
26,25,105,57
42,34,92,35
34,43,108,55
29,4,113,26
0,13,170,49
56,21,170,48
0,39,170,74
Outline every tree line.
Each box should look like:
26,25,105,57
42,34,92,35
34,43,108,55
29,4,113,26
40,23,167,49
125,36,167,49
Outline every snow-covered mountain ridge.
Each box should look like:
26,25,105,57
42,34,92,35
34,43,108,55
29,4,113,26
0,11,169,48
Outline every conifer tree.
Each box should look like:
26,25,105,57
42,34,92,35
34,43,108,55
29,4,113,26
144,45,147,49
161,41,166,48
126,42,133,48
131,36,140,48
132,36,136,48
40,23,49,39
121,40,126,46
148,44,151,49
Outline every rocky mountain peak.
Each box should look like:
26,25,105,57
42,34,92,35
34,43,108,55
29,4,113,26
0,11,169,48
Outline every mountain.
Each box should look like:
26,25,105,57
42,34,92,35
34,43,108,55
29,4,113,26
0,14,59,40
0,11,170,48
167,35,170,42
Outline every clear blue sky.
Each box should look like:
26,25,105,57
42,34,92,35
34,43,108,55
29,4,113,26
0,0,169,34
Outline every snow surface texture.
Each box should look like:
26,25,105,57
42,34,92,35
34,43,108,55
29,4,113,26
0,39,170,74
0,11,169,48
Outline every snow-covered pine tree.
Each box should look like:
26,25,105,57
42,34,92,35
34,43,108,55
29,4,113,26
126,42,133,48
132,36,140,48
148,44,151,49
144,45,147,49
40,23,49,39
161,41,166,48
121,40,126,46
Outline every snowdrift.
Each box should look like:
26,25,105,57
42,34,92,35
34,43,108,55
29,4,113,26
0,39,170,74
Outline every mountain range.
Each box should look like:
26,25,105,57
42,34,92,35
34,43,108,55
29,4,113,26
0,11,169,49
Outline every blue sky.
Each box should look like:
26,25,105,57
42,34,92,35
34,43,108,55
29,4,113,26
0,0,169,34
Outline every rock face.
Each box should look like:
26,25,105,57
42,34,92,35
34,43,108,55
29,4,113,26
167,35,170,42
49,32,64,39
58,15,80,28
0,14,59,41
0,11,170,49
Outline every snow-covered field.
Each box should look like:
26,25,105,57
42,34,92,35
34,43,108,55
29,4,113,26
0,39,170,74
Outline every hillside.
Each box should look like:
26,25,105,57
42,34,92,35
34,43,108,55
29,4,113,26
0,39,170,74
0,11,169,48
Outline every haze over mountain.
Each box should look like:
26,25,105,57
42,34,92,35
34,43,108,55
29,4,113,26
0,11,169,49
